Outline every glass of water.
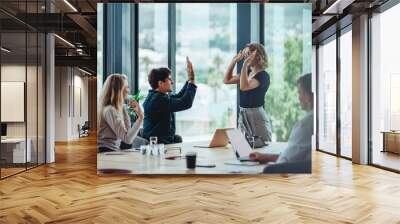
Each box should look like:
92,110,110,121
157,143,164,156
140,145,148,155
150,136,157,145
149,136,158,156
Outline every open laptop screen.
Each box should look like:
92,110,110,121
226,129,252,158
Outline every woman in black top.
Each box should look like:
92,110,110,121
223,43,272,144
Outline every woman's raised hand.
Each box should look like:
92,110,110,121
244,50,257,66
233,47,252,63
233,49,245,63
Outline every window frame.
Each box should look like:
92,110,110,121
315,24,353,161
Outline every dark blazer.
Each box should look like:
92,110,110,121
142,81,197,144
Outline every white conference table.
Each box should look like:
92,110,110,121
97,141,287,175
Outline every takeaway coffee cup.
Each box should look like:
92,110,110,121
185,152,197,169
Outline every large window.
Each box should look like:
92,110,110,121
317,37,337,154
264,4,312,142
316,28,353,159
112,3,313,142
138,4,168,95
175,4,237,141
339,29,352,158
371,3,400,171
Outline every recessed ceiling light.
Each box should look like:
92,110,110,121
323,0,356,15
63,0,78,12
78,67,93,76
54,34,75,48
1,47,11,53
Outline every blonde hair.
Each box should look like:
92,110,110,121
247,43,268,69
98,74,128,127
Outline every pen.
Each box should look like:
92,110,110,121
196,165,216,168
165,155,185,160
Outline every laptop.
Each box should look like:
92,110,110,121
226,129,252,162
193,128,232,148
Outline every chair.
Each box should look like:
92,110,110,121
78,121,90,138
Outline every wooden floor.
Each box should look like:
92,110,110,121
1,167,26,178
373,151,400,171
1,136,400,223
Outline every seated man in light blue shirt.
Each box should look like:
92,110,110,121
249,73,313,173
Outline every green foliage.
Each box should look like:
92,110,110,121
127,91,146,117
209,33,231,51
219,107,234,128
265,36,305,141
131,90,146,101
206,55,224,103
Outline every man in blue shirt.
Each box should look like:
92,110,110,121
142,57,197,144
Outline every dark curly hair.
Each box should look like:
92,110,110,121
148,67,172,89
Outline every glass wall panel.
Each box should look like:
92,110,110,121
371,4,400,171
38,32,45,165
264,4,312,142
339,29,352,158
1,30,28,177
138,4,168,97
0,1,46,178
175,3,237,141
27,30,38,169
317,37,337,154
97,3,103,99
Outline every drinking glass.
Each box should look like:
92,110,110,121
140,145,148,155
157,144,164,156
149,136,158,156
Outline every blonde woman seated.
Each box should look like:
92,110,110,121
224,43,272,145
97,74,144,153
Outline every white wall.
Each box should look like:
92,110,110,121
55,66,69,141
1,63,46,164
54,67,89,141
1,65,26,138
72,73,89,138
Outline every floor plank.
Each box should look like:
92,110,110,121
0,135,399,223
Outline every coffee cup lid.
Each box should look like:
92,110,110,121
186,151,197,156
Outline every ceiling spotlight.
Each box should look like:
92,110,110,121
1,47,11,53
54,34,75,48
322,0,354,15
63,0,78,12
78,67,93,76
